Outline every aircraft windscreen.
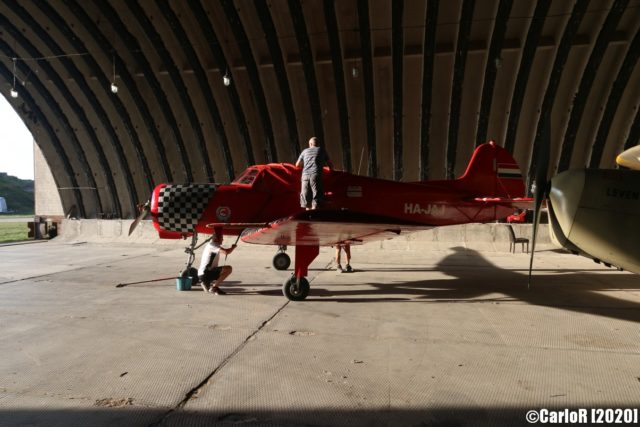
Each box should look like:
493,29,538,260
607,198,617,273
232,167,259,185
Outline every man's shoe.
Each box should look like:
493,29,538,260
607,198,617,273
336,264,343,272
345,264,353,273
211,286,226,295
200,283,210,293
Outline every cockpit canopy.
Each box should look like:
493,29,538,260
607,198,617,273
232,167,260,186
231,163,301,191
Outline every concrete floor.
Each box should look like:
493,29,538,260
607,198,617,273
1,238,640,426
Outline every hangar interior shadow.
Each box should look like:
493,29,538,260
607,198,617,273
250,246,640,324
2,405,628,427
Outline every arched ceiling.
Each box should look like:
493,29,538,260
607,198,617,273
1,0,639,219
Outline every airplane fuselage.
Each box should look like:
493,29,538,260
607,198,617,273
150,164,520,240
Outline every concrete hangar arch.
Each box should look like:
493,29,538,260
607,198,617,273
1,0,638,219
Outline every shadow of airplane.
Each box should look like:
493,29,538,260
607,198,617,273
255,246,640,323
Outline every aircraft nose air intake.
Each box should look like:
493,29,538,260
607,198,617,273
549,170,585,239
157,184,216,233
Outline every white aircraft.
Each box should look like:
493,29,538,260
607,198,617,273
529,119,640,283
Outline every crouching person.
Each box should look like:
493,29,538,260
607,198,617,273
197,230,236,295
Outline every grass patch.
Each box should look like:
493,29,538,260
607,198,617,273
0,222,31,243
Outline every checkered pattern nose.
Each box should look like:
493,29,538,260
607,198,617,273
157,184,216,233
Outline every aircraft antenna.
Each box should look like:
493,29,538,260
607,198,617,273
357,146,365,175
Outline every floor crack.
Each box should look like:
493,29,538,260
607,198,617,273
149,299,290,426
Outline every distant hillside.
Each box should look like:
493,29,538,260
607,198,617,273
0,172,34,214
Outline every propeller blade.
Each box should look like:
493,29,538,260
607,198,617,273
528,113,551,289
128,201,150,236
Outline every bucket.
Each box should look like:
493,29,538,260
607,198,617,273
176,276,192,291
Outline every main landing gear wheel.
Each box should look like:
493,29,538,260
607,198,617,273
282,276,309,301
273,252,291,270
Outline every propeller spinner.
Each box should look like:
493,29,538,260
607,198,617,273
616,145,640,170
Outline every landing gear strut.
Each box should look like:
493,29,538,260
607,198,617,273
281,244,319,301
180,232,203,285
273,245,291,270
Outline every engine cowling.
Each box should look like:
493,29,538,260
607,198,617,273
548,169,640,273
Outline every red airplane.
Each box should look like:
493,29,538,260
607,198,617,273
130,141,530,300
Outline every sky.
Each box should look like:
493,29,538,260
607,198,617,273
0,95,34,180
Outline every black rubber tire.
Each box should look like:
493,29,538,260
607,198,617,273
282,276,310,301
273,252,291,270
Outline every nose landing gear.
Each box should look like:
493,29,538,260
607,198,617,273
179,232,205,285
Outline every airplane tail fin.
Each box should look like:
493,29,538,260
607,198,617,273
458,141,526,198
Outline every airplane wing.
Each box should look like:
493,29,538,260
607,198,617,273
240,211,432,247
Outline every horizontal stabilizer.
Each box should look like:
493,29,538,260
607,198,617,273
473,197,536,210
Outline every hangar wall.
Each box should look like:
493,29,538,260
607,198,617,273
34,141,63,217
1,0,639,219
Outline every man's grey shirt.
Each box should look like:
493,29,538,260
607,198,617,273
297,146,330,176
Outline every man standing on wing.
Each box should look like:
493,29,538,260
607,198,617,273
295,136,334,210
